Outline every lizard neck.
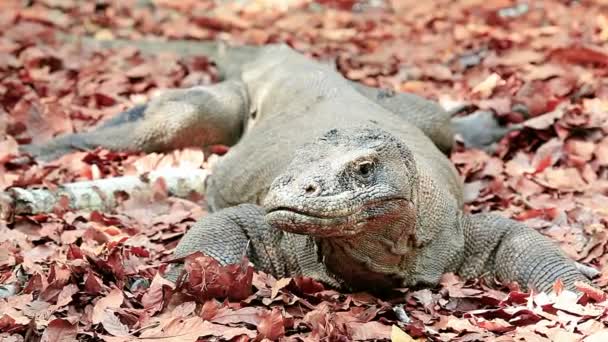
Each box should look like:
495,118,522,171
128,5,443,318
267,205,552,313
316,202,420,292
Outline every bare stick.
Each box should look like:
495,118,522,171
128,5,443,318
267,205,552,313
0,167,208,220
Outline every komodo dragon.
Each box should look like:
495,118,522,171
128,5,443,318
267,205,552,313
23,39,595,293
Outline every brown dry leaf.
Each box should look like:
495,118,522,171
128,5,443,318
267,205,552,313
581,98,608,128
585,330,608,342
3,1,608,341
472,318,514,333
92,288,124,324
594,137,608,166
349,321,391,340
523,63,567,81
0,136,18,162
270,277,292,299
497,49,544,67
210,306,264,326
445,316,484,333
40,319,77,342
471,73,505,98
565,139,596,164
531,138,563,173
551,46,608,66
136,316,256,341
535,167,588,191
55,283,78,307
101,311,130,337
391,325,416,342
523,103,567,130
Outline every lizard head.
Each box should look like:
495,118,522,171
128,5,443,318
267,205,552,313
264,126,418,237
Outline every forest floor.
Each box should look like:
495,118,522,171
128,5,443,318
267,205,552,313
1,0,608,341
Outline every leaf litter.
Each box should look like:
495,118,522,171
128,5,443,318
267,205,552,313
1,0,608,340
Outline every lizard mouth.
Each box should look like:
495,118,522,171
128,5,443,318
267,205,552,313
265,198,410,237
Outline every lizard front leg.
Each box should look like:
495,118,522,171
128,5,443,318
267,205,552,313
167,204,340,287
459,213,593,293
21,79,249,161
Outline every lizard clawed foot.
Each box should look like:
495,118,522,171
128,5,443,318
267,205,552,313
451,110,522,152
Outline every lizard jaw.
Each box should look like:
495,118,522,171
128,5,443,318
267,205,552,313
264,198,410,237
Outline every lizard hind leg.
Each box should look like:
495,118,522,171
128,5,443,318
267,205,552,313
21,80,250,162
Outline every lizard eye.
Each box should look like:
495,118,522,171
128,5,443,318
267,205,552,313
356,160,374,179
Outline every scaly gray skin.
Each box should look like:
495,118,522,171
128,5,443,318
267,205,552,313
24,41,592,293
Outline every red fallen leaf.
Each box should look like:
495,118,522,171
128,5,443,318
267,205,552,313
66,244,84,260
103,226,122,237
92,288,124,324
129,246,150,258
177,252,253,301
89,211,122,227
94,93,117,107
292,276,325,294
0,315,21,334
550,46,608,66
532,138,563,173
141,273,174,315
23,272,48,295
105,248,127,281
84,270,103,295
356,306,384,323
55,283,78,307
258,307,286,340
514,208,557,221
199,299,221,321
40,318,77,342
575,281,606,302
193,15,234,31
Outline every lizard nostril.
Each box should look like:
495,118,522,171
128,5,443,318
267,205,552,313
304,184,319,196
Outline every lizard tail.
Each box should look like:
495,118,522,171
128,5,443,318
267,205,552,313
59,34,263,79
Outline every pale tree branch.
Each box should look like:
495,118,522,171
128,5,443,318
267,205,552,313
0,167,208,221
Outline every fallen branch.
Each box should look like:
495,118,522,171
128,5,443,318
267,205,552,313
0,167,208,221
